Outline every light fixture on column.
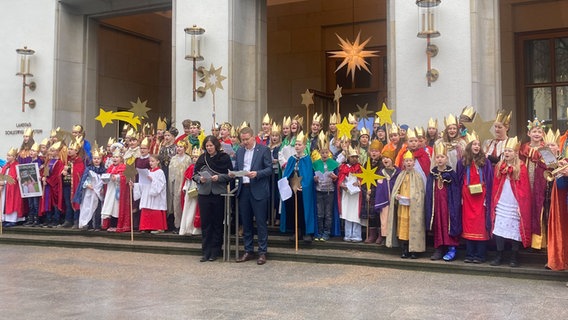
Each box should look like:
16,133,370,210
16,46,36,111
184,25,206,101
416,0,441,86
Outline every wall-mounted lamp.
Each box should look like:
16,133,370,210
184,25,206,101
16,46,36,111
416,0,441,86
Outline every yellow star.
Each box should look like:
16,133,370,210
201,64,227,95
354,159,384,189
197,129,207,147
128,97,151,119
335,117,355,140
333,85,342,103
329,31,378,83
375,103,394,125
95,108,114,127
95,108,141,129
463,113,495,143
301,89,314,108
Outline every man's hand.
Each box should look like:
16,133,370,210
246,171,257,179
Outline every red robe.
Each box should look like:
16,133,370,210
69,155,85,210
1,160,23,218
518,142,547,235
410,147,431,175
107,163,132,232
547,180,568,270
181,164,201,228
336,162,362,217
491,162,532,247
40,158,64,215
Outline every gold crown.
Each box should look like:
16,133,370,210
126,128,138,139
543,129,560,145
296,131,307,144
69,136,84,150
444,114,458,127
414,127,425,137
191,146,202,157
329,113,338,124
72,125,83,133
50,141,62,151
240,121,250,129
464,130,480,144
262,113,271,124
92,146,102,158
374,116,381,124
428,118,438,129
40,138,49,146
406,128,417,139
434,142,447,156
389,123,400,135
495,109,512,126
348,145,359,157
312,112,323,124
24,127,34,138
527,117,546,131
369,139,383,151
382,148,396,162
142,123,151,136
317,131,330,150
504,136,519,150
140,137,150,148
403,150,413,160
112,147,123,157
461,106,476,120
293,115,304,127
30,143,39,152
347,113,357,123
230,127,237,137
282,116,292,128
176,139,188,149
122,124,130,131
7,147,18,157
221,122,232,130
156,117,167,131
107,137,116,146
359,127,370,137
271,122,281,134
50,127,60,138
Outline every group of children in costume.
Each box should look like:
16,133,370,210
2,106,568,273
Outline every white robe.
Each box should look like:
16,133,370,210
101,175,120,219
78,170,104,228
179,178,201,236
134,169,167,211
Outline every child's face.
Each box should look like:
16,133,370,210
128,138,138,148
230,136,239,145
328,123,336,132
163,132,173,143
191,155,199,162
220,127,230,138
435,154,447,167
311,122,321,134
320,149,330,161
382,157,393,168
471,140,481,154
359,135,369,146
40,145,47,154
377,130,385,139
404,157,415,170
370,148,381,160
23,135,30,143
503,148,515,162
494,122,507,137
446,125,458,138
348,155,359,165
407,137,418,151
528,127,543,142
6,154,14,162
389,133,400,144
176,145,185,155
270,133,281,144
190,126,199,136
291,121,298,133
92,156,102,166
262,122,271,133
140,145,149,156
68,148,77,157
282,126,290,136
112,155,121,165
547,142,559,154
427,127,437,138
49,148,59,158
417,137,426,148
149,157,159,168
294,141,305,154
30,150,38,158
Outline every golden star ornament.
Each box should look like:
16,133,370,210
354,103,374,122
336,117,355,140
301,89,314,108
197,129,207,147
329,31,378,83
201,64,227,95
354,159,384,189
375,103,394,125
290,173,303,193
95,108,141,129
128,97,151,119
333,85,342,103
463,113,495,143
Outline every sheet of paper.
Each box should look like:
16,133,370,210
221,143,235,156
228,170,250,177
136,168,151,185
278,177,293,201
346,175,360,195
200,170,212,180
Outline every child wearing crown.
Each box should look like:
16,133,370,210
1,148,23,227
386,151,426,258
60,138,85,229
483,110,512,166
179,147,202,236
519,118,548,250
169,140,192,233
374,148,400,246
75,145,106,230
547,131,568,272
361,139,383,244
18,128,35,164
312,132,339,242
136,154,168,234
435,114,466,171
100,148,130,232
425,141,462,261
337,145,363,242
40,142,65,228
490,137,531,267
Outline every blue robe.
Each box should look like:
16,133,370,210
280,155,316,234
374,167,401,211
424,166,462,237
73,164,107,204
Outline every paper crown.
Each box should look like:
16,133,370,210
239,121,250,129
414,127,425,138
389,123,400,135
69,136,84,151
140,137,151,148
347,113,357,123
495,109,512,126
543,129,560,145
317,131,329,150
40,138,49,146
403,150,413,160
464,130,480,144
176,139,188,149
444,114,458,127
125,128,138,139
50,127,60,138
220,122,232,130
312,112,323,124
271,122,281,134
72,125,84,133
428,118,438,129
348,145,359,157
460,106,476,120
369,139,383,151
359,127,370,137
230,127,237,137
191,146,202,157
112,147,123,157
50,141,62,151
141,123,152,136
434,142,447,156
262,113,272,124
381,148,396,162
504,136,520,150
329,113,338,124
156,117,167,131
527,117,546,131
92,145,102,158
30,143,39,152
107,137,116,146
293,115,304,127
296,131,307,144
24,127,34,138
374,117,381,124
282,116,292,128
406,128,417,139
7,147,18,157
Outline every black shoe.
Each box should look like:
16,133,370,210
208,256,218,262
410,253,418,259
199,256,209,262
490,253,502,266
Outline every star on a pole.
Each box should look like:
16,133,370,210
354,103,374,122
201,64,227,94
333,85,342,103
375,103,394,125
354,159,384,189
197,129,207,147
290,174,303,193
301,89,314,108
463,113,495,143
328,31,378,83
128,97,151,119
336,117,355,140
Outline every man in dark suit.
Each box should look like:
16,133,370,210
231,127,273,265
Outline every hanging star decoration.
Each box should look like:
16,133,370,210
290,174,303,194
301,89,314,108
95,108,141,129
197,129,207,147
375,103,394,125
335,117,355,140
128,97,151,119
463,113,495,143
333,85,342,103
329,31,378,83
201,64,227,95
354,159,384,189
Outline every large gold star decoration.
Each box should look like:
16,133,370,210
375,103,394,125
301,89,314,108
354,159,384,189
463,113,495,143
124,159,138,181
333,85,342,103
290,173,303,193
95,108,141,129
336,117,355,140
329,31,378,83
354,103,374,122
197,129,207,147
201,64,227,94
128,97,151,119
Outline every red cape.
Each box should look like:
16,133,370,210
1,161,22,217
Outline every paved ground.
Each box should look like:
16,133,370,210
1,244,567,320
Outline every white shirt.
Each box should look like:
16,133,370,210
243,143,255,183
